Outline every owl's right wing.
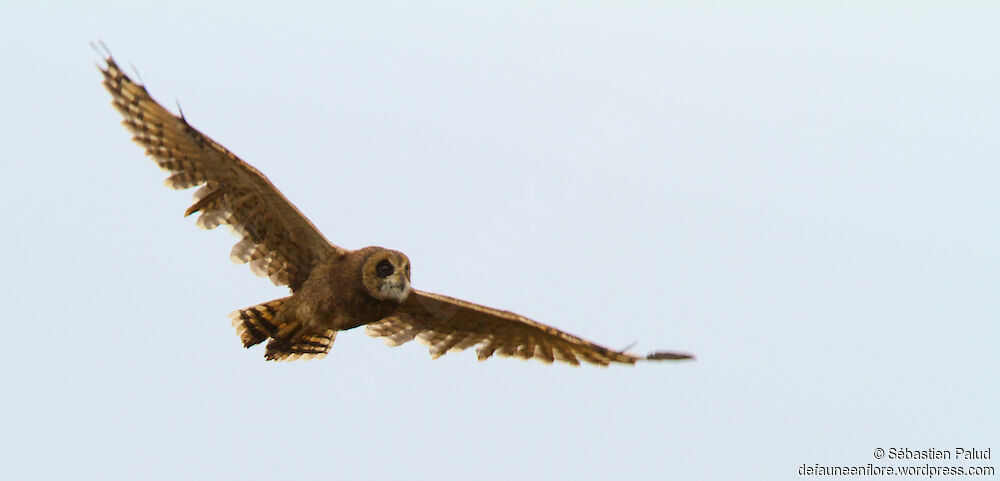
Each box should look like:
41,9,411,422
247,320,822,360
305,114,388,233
99,53,344,291
367,289,694,366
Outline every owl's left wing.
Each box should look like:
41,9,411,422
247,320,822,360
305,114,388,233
367,289,694,366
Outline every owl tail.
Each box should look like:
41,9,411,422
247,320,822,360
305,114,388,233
229,297,337,361
229,297,292,348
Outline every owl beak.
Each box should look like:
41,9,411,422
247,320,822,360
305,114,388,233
397,274,411,296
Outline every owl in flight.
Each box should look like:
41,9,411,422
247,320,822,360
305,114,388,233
98,49,693,366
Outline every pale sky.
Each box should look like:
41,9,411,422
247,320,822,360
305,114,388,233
2,2,997,480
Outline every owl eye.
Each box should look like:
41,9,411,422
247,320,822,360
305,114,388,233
375,259,394,278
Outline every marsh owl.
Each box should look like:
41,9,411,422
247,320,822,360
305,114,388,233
98,47,694,366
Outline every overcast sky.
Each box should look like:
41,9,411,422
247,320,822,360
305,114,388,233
2,2,997,480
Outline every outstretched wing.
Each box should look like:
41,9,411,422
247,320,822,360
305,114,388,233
367,289,694,366
99,54,344,291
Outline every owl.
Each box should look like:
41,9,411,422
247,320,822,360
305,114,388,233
98,47,694,366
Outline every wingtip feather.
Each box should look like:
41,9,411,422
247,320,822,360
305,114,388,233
645,351,696,361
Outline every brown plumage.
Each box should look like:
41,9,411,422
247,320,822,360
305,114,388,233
98,48,694,366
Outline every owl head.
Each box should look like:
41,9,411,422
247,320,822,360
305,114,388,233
360,247,411,303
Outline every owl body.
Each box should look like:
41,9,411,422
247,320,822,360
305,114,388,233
229,246,411,360
296,246,411,332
